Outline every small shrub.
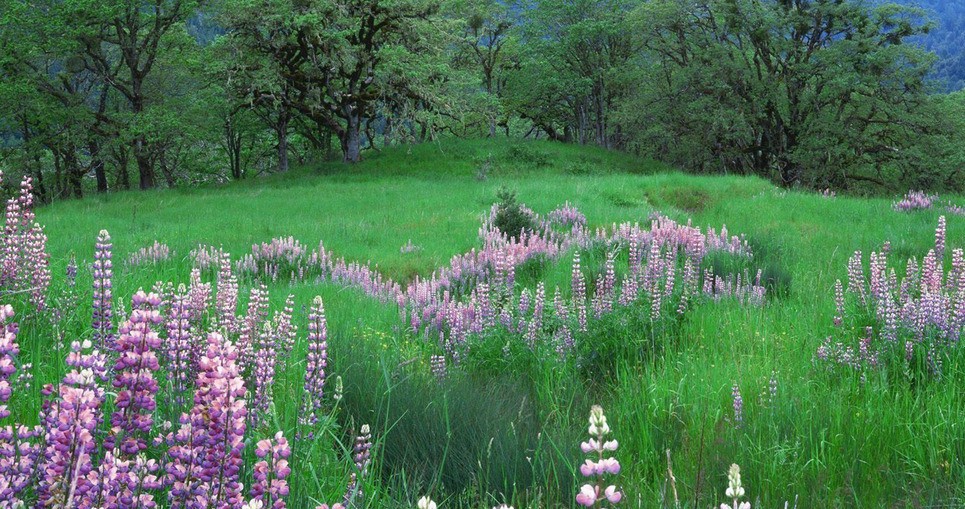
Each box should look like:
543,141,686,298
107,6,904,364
493,187,536,240
506,144,551,168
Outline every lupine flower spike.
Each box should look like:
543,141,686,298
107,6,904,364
576,405,622,507
299,296,328,439
251,431,292,509
720,463,751,509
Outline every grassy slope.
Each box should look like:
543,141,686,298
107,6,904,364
32,139,965,507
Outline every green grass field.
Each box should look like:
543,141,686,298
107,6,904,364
18,139,965,508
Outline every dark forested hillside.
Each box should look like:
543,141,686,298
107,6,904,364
897,0,965,90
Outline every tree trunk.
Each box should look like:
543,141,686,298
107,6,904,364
114,147,131,190
226,115,243,179
134,136,155,189
53,150,63,199
64,149,84,199
276,106,290,173
90,141,108,193
342,111,362,163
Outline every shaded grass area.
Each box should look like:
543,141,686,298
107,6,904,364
27,138,965,507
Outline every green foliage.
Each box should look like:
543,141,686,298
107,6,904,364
492,187,536,240
620,0,953,192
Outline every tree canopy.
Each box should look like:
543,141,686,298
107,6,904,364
1,0,962,198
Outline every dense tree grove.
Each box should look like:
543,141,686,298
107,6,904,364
1,0,963,199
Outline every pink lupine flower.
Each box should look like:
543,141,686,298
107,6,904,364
168,331,247,509
250,431,291,509
577,405,621,507
251,321,279,428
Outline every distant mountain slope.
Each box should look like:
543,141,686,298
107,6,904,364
892,0,965,91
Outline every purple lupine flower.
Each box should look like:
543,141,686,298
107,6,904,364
188,268,212,325
0,422,43,504
299,297,328,439
92,229,115,349
731,384,743,427
0,305,42,504
553,286,569,322
166,285,195,410
344,424,372,506
893,190,936,212
251,431,292,509
554,324,574,357
127,240,172,267
0,304,18,421
106,290,163,457
36,340,107,506
0,176,51,311
576,405,622,507
168,331,247,509
90,450,162,508
251,322,279,428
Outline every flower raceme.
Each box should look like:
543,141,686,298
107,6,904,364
720,463,751,509
576,405,622,507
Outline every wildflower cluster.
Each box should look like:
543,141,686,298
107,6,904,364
0,227,371,507
127,240,172,267
1,174,50,310
893,190,937,212
893,190,965,217
819,216,964,378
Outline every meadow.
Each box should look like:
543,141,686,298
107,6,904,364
2,139,964,508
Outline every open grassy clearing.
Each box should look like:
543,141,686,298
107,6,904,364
14,139,965,507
